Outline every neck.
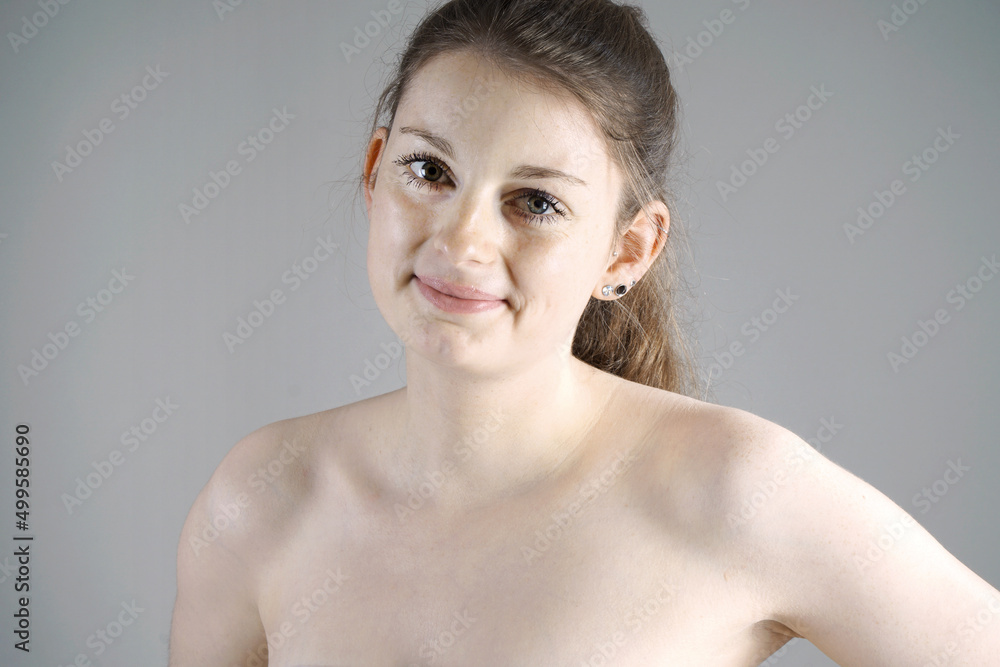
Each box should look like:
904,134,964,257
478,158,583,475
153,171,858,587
381,351,613,514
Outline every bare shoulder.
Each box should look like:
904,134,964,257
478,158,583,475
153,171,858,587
178,416,312,567
625,395,865,637
630,392,838,519
185,393,396,544
619,390,796,520
651,399,1000,663
169,414,321,664
638,395,859,554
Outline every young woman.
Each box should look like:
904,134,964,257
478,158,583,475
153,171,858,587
169,1,1000,665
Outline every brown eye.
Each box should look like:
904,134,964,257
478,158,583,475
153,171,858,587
412,160,444,182
393,152,454,191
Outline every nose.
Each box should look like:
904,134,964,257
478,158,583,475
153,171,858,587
432,190,500,265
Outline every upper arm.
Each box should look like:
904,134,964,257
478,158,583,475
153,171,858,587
720,411,1000,667
168,426,282,667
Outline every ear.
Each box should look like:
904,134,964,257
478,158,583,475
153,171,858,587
593,200,670,300
363,126,390,214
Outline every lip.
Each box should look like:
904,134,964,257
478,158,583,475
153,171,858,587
414,275,506,314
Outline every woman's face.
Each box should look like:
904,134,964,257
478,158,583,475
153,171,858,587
363,50,627,372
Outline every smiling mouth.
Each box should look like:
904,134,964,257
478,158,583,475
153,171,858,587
413,275,506,314
415,274,503,301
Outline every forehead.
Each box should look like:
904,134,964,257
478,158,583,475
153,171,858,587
394,51,613,177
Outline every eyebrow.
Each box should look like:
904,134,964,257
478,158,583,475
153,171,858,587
397,126,588,188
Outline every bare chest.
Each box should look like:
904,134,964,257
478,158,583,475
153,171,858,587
254,477,778,667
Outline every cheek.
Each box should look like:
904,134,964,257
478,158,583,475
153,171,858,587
517,244,600,320
368,186,419,268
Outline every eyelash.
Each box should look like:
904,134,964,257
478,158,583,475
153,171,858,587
391,151,568,226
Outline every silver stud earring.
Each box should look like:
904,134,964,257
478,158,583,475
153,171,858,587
602,279,636,298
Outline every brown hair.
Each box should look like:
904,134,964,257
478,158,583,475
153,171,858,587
360,0,706,399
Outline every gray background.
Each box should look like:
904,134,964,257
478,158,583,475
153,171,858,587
1,0,998,665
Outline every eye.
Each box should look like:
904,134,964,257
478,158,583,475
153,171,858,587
393,152,453,191
410,160,445,182
392,151,569,226
512,189,568,227
525,194,551,215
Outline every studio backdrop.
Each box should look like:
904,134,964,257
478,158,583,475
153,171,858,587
1,0,998,665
